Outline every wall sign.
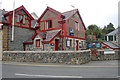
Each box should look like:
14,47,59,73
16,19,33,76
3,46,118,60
88,43,92,48
51,41,54,46
69,28,74,36
96,43,100,48
66,39,70,47
92,43,96,48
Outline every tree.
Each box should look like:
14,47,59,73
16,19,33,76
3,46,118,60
106,23,115,33
86,24,103,41
102,23,115,40
102,26,108,40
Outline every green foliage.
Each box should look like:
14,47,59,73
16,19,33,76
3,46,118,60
86,22,115,41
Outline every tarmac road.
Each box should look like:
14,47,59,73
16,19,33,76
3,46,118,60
1,60,119,78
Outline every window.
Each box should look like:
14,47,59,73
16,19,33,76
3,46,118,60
46,20,52,29
70,39,72,46
36,39,40,47
81,41,83,48
17,15,25,23
66,39,70,47
75,21,78,30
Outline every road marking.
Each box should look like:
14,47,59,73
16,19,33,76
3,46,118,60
3,62,119,68
117,76,120,78
15,73,83,78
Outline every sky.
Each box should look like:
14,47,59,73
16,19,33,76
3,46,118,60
0,0,120,28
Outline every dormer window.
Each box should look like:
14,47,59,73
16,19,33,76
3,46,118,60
46,20,52,29
17,15,25,23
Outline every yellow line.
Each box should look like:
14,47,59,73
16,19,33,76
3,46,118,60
2,63,119,68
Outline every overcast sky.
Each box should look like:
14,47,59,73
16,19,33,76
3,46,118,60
1,0,120,28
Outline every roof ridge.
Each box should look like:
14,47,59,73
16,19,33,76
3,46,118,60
62,9,78,14
47,6,62,14
4,5,34,20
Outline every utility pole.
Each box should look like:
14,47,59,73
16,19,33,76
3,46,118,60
12,0,15,41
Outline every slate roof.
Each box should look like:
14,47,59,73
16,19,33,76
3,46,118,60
23,32,35,43
31,20,38,28
48,6,62,15
43,30,61,42
62,9,77,20
0,10,9,23
31,12,38,20
106,28,118,36
24,30,61,44
37,31,46,39
102,41,120,49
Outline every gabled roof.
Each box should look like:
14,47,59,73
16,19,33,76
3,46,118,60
62,9,86,30
102,41,120,49
4,5,34,20
31,30,46,40
37,6,86,30
106,28,119,36
37,6,63,22
62,9,78,20
43,30,61,42
37,31,46,39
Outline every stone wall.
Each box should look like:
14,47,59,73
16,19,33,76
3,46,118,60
2,50,91,64
91,50,120,61
2,25,8,51
8,26,35,51
2,50,120,65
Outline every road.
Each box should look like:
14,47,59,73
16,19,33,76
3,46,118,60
1,60,119,78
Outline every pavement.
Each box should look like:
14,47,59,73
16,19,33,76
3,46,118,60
1,60,119,78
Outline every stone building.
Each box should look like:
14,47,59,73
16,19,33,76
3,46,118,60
25,7,86,51
1,6,86,51
1,5,36,51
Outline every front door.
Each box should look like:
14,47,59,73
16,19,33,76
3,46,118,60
55,39,59,51
76,40,78,51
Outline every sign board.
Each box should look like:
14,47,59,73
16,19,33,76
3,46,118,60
66,39,70,47
104,51,115,54
69,28,74,36
51,42,54,46
88,42,101,48
88,43,92,48
96,43,101,48
79,43,82,48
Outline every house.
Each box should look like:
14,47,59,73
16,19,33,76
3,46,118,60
1,5,37,51
101,28,120,50
106,27,120,44
25,6,86,51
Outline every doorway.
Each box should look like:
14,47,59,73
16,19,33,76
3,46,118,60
76,40,78,51
55,39,59,51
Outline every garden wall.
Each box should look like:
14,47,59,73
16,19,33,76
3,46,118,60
2,50,91,64
2,50,120,65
